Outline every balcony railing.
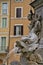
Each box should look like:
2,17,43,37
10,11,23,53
0,46,8,53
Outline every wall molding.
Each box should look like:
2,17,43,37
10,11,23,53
11,16,27,20
10,35,28,38
14,24,23,26
0,32,9,34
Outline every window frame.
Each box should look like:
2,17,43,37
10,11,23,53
14,24,23,36
1,37,6,50
15,0,23,2
15,7,23,19
0,36,8,51
1,2,8,15
1,17,8,28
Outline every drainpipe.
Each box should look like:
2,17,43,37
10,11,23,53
7,0,11,65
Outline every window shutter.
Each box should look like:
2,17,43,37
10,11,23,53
16,8,21,18
14,26,16,35
16,8,18,17
18,8,21,17
1,37,6,50
2,18,7,28
21,26,23,35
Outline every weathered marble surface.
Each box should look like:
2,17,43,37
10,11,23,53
14,10,43,65
10,61,20,65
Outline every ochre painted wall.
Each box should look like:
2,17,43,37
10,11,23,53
8,0,34,65
0,0,10,64
0,0,34,65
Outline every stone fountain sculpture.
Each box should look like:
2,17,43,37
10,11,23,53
14,10,42,65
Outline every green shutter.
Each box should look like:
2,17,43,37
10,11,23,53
2,18,7,28
1,37,6,50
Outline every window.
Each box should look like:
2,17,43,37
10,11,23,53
15,0,23,2
2,3,8,14
1,37,6,50
2,18,7,28
15,7,23,18
14,25,23,35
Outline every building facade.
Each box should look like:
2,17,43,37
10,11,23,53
0,0,34,65
8,0,34,65
0,0,10,65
